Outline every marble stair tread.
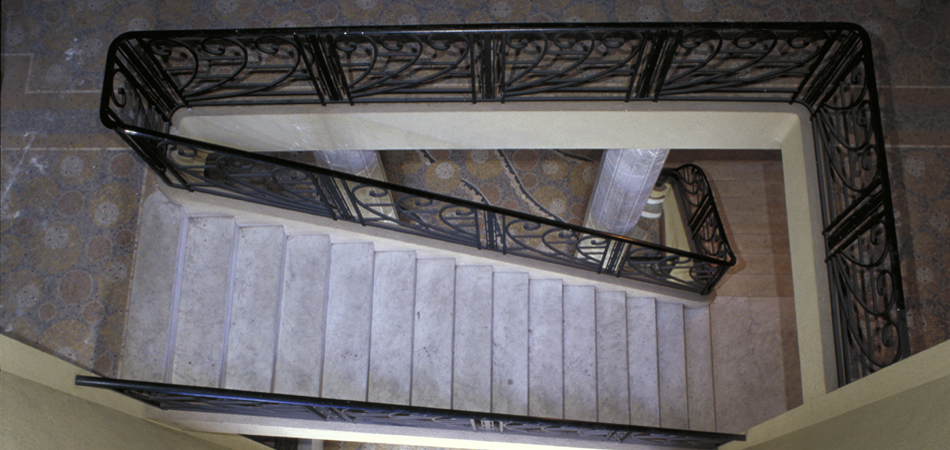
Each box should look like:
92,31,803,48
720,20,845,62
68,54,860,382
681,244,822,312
685,306,716,432
562,285,598,422
452,265,494,413
322,242,375,401
224,226,285,392
411,258,455,409
627,297,660,427
595,291,630,425
491,272,530,416
172,216,236,388
120,191,185,383
273,234,332,397
527,279,564,419
368,251,417,405
657,302,689,429
118,197,722,431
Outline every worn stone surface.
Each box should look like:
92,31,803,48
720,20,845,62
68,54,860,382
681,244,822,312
527,279,563,419
563,285,598,422
120,191,183,382
368,251,417,405
710,297,787,434
596,291,630,425
411,258,455,409
225,226,284,392
273,234,331,397
452,265,493,413
657,302,687,429
491,272,529,416
627,297,660,427
322,242,375,401
685,306,716,432
172,216,235,388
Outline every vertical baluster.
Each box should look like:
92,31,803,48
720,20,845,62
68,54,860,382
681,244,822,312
307,172,339,221
295,34,327,106
469,32,478,103
483,211,496,251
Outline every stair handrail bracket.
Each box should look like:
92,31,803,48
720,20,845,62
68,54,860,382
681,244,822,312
100,23,905,386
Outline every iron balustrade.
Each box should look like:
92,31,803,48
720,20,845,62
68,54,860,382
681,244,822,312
75,376,744,449
100,23,905,387
125,128,733,295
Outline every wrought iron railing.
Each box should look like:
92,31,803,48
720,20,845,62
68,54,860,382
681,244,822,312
809,37,910,385
75,376,744,449
100,23,905,386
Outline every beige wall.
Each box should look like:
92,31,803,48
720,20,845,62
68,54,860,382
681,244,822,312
0,335,268,450
724,340,950,450
744,376,950,450
1,372,238,450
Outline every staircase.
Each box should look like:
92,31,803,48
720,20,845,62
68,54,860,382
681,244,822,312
120,189,720,439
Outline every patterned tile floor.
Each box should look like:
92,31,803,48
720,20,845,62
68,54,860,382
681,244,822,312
381,149,603,226
1,0,947,382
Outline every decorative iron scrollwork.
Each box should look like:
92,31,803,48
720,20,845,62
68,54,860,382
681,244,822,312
333,32,474,101
813,46,909,385
76,376,743,449
101,23,906,385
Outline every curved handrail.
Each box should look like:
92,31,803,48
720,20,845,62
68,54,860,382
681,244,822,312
100,23,908,382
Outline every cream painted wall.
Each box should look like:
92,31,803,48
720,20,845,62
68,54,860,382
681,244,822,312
1,372,239,450
744,376,950,450
0,335,269,450
724,340,950,450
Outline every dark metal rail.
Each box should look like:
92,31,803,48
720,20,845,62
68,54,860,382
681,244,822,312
75,376,744,449
99,23,905,387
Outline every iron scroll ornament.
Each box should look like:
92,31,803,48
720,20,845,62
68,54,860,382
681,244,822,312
75,376,744,449
100,23,906,385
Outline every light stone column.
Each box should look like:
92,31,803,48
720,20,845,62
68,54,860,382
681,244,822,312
313,150,396,220
313,150,386,181
584,148,670,237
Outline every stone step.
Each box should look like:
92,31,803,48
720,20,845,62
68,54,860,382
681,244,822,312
274,234,332,397
411,258,455,409
120,191,186,383
528,279,564,419
172,216,236,388
452,265,494,413
657,302,688,429
368,251,416,405
685,306,716,432
563,285,597,422
322,242,375,401
122,193,720,436
491,272,530,416
224,225,285,392
596,291,630,425
628,297,660,427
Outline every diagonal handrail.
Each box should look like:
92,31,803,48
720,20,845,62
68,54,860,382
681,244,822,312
76,376,745,449
99,22,907,386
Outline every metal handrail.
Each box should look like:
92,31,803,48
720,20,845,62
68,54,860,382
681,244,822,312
118,124,734,294
100,22,906,387
76,376,745,449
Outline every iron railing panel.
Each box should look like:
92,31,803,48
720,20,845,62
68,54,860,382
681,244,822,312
810,42,909,386
75,376,744,449
116,126,733,295
99,22,905,390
